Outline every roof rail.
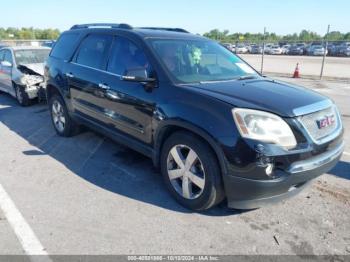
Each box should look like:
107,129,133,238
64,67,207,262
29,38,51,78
139,27,189,33
70,23,133,30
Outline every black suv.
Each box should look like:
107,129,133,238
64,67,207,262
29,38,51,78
45,23,344,210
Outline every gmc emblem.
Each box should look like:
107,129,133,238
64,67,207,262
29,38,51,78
316,115,335,129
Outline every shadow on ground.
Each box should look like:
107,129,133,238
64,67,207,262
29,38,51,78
329,160,350,180
0,93,241,216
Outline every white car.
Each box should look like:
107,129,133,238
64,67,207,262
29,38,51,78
281,44,291,54
0,46,50,106
264,44,273,54
235,44,248,53
268,45,283,55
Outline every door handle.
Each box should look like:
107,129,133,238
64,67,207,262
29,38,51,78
98,83,110,90
65,73,74,78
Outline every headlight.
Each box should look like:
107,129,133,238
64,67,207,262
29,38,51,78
232,108,297,149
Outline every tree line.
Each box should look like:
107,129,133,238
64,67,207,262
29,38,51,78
1,27,350,43
203,29,350,43
0,27,60,40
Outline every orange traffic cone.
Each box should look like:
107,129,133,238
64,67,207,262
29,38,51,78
293,63,300,78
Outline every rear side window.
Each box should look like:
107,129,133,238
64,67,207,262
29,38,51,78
50,33,80,60
75,34,112,69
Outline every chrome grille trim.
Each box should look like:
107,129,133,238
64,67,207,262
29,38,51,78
297,105,343,145
293,99,333,116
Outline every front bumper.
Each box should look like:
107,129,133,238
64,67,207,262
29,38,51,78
25,83,46,100
224,140,344,209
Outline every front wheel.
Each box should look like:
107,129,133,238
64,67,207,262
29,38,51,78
15,84,30,106
160,132,225,211
49,94,79,137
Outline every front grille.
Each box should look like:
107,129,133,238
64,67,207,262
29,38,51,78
299,106,339,143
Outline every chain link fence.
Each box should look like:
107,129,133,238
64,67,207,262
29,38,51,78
221,35,350,80
0,39,54,47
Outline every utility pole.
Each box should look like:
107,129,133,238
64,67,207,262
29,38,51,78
320,24,330,79
261,27,266,74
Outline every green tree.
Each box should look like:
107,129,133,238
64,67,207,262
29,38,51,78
0,27,61,40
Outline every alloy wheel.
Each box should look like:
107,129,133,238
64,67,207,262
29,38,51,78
167,145,206,199
52,100,66,132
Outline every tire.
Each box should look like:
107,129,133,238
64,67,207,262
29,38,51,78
160,131,225,211
15,84,31,106
49,94,79,137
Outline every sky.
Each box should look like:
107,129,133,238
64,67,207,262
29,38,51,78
1,0,349,35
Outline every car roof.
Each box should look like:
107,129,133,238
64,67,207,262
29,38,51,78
66,24,207,41
133,28,205,40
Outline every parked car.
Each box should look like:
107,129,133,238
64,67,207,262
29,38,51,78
246,44,253,53
338,42,350,57
45,23,344,211
288,44,304,55
0,46,50,106
264,43,274,54
42,40,56,48
221,43,235,52
235,44,248,53
328,43,339,56
310,45,327,56
250,45,263,54
281,44,291,54
268,45,283,55
305,42,322,55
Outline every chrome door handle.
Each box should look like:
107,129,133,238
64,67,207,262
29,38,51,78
65,73,74,78
98,83,110,90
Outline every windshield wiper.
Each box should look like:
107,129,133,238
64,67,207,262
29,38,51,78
237,75,258,81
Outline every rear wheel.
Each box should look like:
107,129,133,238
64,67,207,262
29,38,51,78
49,94,79,137
15,84,30,106
160,131,225,210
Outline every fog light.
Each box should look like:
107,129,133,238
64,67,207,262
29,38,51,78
265,163,274,176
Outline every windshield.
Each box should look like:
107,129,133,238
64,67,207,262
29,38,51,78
14,49,50,65
150,39,258,83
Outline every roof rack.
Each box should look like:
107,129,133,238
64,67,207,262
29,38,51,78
70,23,133,30
139,27,189,33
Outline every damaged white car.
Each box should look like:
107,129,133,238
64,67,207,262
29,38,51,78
0,46,50,106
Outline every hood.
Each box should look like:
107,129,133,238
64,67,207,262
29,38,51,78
184,78,328,117
17,63,44,76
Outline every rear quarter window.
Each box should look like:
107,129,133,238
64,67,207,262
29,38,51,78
50,32,80,60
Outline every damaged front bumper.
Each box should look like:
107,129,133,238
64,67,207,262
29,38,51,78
15,63,46,101
25,82,46,100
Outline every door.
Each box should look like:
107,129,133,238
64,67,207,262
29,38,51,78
0,49,5,91
100,35,157,144
66,33,113,121
0,49,13,92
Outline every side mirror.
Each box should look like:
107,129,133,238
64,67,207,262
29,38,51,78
121,68,156,84
1,61,12,67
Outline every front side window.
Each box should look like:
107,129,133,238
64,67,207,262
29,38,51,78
14,49,49,64
4,50,13,64
150,39,258,83
107,36,151,76
75,34,112,69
